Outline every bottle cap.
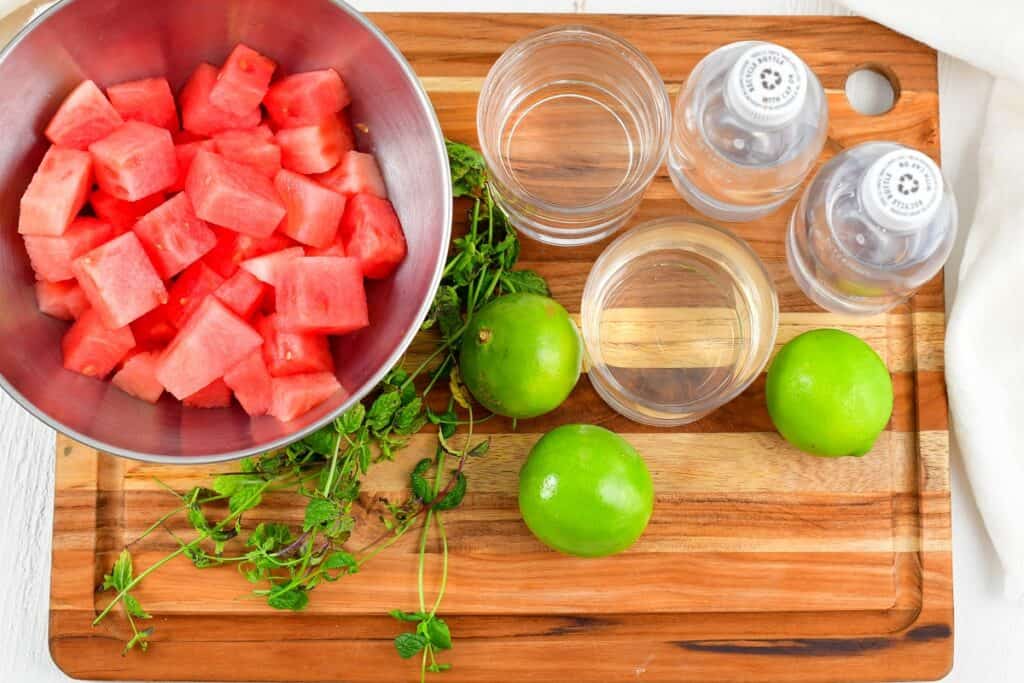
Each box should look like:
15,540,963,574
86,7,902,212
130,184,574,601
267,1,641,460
725,43,808,128
860,149,943,232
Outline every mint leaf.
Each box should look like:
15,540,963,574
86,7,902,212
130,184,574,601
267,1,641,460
104,549,133,591
228,484,263,515
410,458,434,503
389,609,427,623
323,551,358,575
425,618,452,650
267,585,309,611
435,472,467,511
302,427,340,456
123,594,151,620
368,391,402,431
336,403,366,434
501,269,550,297
394,632,428,659
303,498,339,532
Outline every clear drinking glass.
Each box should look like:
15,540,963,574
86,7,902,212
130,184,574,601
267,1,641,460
581,218,778,426
477,26,671,246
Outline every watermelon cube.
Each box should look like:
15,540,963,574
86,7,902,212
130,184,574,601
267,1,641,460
24,217,114,282
276,257,368,335
223,350,273,416
89,121,177,201
185,149,286,237
180,63,261,136
35,280,89,320
72,232,168,328
274,169,346,248
133,193,217,278
183,378,233,408
91,189,165,234
107,77,179,131
111,350,164,403
214,128,281,177
214,269,266,319
263,69,349,129
201,227,242,278
164,260,226,328
269,372,343,422
45,80,123,150
317,151,387,198
256,314,334,377
155,296,263,399
62,308,136,379
209,44,276,116
306,238,346,258
19,146,92,236
276,116,351,175
239,246,305,286
170,139,217,193
131,306,176,348
339,194,407,279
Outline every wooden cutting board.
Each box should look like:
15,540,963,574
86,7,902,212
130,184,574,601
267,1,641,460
48,13,952,683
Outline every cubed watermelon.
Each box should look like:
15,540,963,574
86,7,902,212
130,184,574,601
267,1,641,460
239,246,305,286
131,306,176,349
214,269,266,319
180,63,261,136
263,69,349,129
155,296,263,399
89,121,177,201
317,151,387,198
209,44,276,116
276,116,351,174
223,350,273,416
274,169,346,248
62,308,136,379
185,149,286,237
133,193,217,278
339,194,407,279
170,139,217,193
35,280,89,320
164,260,226,328
183,378,233,408
306,238,347,258
19,146,92,236
90,189,165,234
24,217,114,282
107,77,179,131
45,80,123,150
256,314,334,377
237,232,299,259
276,257,368,335
201,227,242,278
214,128,281,177
111,350,164,403
72,231,168,328
269,372,343,422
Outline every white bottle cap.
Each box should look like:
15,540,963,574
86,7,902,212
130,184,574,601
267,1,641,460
725,43,808,128
860,149,943,232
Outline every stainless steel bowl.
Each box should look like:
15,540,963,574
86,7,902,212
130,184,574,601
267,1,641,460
0,0,451,463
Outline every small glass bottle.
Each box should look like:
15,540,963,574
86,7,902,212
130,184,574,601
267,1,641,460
787,142,957,315
668,41,828,222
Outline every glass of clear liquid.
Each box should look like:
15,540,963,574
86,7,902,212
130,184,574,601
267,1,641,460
581,218,778,426
477,26,671,247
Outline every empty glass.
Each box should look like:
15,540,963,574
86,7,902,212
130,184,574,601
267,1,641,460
581,218,778,426
477,26,671,246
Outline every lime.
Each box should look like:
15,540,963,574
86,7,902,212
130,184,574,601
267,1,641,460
459,293,582,419
518,425,653,557
766,329,893,457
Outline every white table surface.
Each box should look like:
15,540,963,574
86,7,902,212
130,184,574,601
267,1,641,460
0,0,1021,681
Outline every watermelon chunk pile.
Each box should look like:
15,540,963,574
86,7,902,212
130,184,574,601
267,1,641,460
20,45,407,424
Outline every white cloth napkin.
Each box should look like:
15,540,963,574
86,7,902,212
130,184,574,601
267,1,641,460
843,0,1024,600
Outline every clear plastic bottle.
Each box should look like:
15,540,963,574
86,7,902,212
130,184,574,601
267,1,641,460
668,41,828,222
787,142,958,315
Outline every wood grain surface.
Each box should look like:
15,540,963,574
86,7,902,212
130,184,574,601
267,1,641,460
49,13,952,683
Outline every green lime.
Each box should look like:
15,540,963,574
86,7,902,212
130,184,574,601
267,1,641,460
459,293,582,419
518,425,654,557
766,329,893,457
